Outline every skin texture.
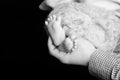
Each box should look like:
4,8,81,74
46,15,75,52
45,15,65,46
64,37,73,52
46,14,96,65
48,36,96,65
45,2,120,65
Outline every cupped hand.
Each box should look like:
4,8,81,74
48,37,96,66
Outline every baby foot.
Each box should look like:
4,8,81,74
64,37,78,53
58,37,77,53
45,15,65,46
64,37,73,52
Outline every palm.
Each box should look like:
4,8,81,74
48,37,96,65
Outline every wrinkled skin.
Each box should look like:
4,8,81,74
45,2,120,65
48,36,96,65
45,12,96,65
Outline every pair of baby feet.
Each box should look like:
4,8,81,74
45,15,77,53
46,15,97,64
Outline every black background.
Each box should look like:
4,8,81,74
3,0,100,79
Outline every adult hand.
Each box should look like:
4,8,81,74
48,37,96,66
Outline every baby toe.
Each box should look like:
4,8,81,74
50,16,53,21
52,15,56,21
45,21,48,25
47,15,56,24
51,15,56,21
47,17,51,22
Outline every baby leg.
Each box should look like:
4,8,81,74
45,15,65,46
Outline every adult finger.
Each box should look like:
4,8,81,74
47,37,69,62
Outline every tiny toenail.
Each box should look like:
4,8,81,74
45,21,48,25
53,15,56,18
53,15,56,21
72,48,75,51
48,18,50,21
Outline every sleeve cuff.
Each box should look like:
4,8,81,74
88,48,120,80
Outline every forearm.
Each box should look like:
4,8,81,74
88,48,120,80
